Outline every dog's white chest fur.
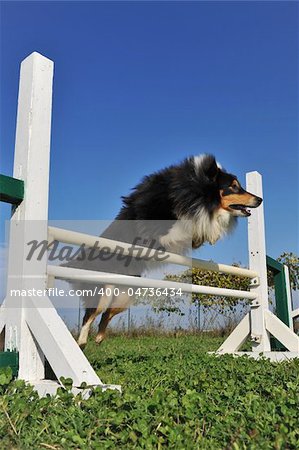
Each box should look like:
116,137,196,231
201,208,236,244
160,209,236,252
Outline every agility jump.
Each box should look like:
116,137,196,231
0,53,298,396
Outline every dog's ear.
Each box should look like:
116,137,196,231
202,155,219,181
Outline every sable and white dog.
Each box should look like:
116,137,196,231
65,154,262,347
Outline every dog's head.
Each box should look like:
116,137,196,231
200,155,262,217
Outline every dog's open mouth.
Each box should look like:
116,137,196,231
229,204,251,216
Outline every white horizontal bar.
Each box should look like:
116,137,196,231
47,265,257,300
291,308,299,319
48,226,258,278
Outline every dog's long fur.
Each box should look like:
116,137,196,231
65,154,262,347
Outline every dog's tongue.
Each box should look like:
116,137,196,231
229,204,251,216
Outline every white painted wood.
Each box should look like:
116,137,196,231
4,52,54,380
1,53,118,394
246,172,271,352
291,308,299,319
217,313,251,353
217,173,299,358
23,295,103,386
219,311,299,358
48,226,258,278
283,265,294,330
265,310,299,352
32,380,121,398
48,265,257,300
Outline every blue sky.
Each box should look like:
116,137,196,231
1,1,298,274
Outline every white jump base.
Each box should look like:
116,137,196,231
1,52,298,397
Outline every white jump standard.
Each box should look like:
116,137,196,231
0,53,120,396
0,52,298,397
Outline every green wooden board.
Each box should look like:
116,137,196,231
0,174,24,205
267,255,290,350
0,351,19,378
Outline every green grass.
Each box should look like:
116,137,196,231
0,335,298,449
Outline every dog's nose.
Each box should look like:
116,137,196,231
255,196,263,206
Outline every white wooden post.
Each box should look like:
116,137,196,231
246,171,271,352
2,53,120,394
4,52,53,379
218,171,299,358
